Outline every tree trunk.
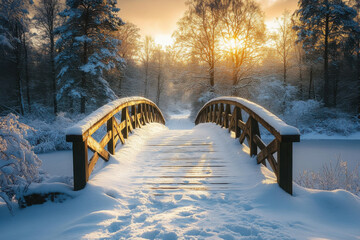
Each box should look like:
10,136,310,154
357,49,360,118
156,72,161,106
144,62,148,97
23,35,31,113
209,62,215,87
299,64,303,99
50,33,57,114
309,65,313,99
81,13,89,114
323,8,330,106
283,59,287,83
15,25,24,115
232,64,238,86
333,64,339,107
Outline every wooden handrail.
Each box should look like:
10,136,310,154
195,97,300,195
66,97,166,190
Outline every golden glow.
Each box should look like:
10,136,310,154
219,37,245,53
154,34,174,48
265,19,280,33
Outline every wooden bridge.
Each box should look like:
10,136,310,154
66,97,300,195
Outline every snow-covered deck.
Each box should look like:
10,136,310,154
0,118,359,239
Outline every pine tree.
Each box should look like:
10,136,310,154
56,0,124,113
294,0,359,107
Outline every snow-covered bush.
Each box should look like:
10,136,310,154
0,114,42,211
251,77,298,116
24,112,77,153
296,159,360,196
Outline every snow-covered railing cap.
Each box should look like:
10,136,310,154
66,97,165,142
196,96,300,142
65,97,166,191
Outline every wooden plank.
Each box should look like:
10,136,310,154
126,108,134,133
238,119,246,130
239,118,251,144
87,136,110,161
88,153,99,177
114,119,125,144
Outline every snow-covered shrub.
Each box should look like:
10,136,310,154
0,114,42,211
251,77,298,116
296,159,360,196
24,112,83,153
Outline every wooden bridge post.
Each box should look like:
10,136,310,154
215,104,219,124
107,117,115,154
234,107,241,138
277,141,293,194
121,108,129,139
72,140,88,191
249,117,260,157
131,105,137,128
210,105,214,122
224,104,230,128
219,103,224,126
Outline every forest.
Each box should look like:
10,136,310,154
1,0,360,150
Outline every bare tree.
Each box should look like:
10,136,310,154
113,21,141,60
153,45,164,106
141,36,154,97
274,10,294,83
220,0,265,86
173,0,226,88
34,0,62,114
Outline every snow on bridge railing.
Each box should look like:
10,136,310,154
66,97,166,191
195,96,300,195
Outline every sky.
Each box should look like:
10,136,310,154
117,0,298,47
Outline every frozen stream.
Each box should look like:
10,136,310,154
293,139,360,176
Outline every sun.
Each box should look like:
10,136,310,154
219,37,241,52
154,34,174,48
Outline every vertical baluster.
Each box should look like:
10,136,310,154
224,104,230,128
107,116,115,154
219,103,224,126
121,107,129,139
131,105,137,128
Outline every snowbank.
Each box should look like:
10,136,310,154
199,96,300,135
0,119,359,239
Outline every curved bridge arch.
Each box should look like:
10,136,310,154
66,97,165,190
195,97,300,194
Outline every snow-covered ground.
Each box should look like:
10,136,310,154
1,113,359,240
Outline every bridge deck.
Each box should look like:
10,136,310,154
133,130,238,195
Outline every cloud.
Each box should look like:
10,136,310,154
117,0,187,36
257,0,298,20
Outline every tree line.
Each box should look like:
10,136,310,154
1,0,360,118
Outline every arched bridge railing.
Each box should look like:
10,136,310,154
66,97,165,191
195,97,300,195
